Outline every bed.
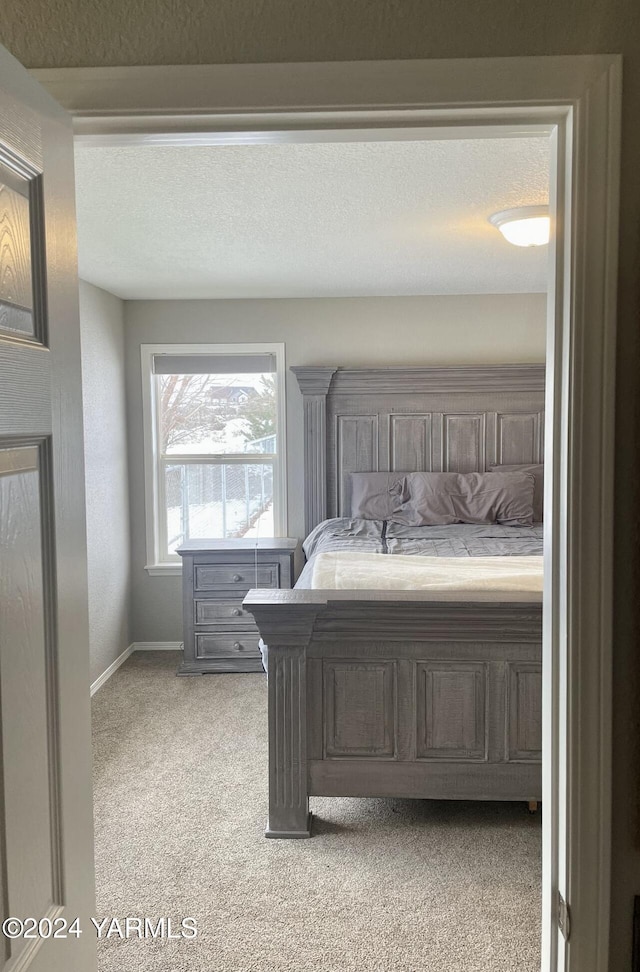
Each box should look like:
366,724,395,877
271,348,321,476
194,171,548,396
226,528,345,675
244,364,545,838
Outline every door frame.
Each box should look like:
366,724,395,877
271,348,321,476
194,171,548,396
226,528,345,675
34,55,621,972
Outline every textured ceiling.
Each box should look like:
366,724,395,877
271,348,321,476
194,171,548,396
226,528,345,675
74,137,550,299
1,0,634,69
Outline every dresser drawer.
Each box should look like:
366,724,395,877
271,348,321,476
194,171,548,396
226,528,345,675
194,562,279,592
195,632,261,659
194,599,255,626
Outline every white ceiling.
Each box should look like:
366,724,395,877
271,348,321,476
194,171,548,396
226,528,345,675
74,136,550,300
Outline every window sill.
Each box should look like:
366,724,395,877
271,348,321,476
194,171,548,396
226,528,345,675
145,563,182,576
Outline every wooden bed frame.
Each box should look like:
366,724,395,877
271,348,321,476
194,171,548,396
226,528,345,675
244,364,545,838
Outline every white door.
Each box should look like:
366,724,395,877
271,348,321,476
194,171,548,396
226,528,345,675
0,44,96,972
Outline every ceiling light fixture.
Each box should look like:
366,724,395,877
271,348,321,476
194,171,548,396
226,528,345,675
488,205,550,247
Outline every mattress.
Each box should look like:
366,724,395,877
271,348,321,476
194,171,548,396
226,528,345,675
305,551,543,592
296,517,544,590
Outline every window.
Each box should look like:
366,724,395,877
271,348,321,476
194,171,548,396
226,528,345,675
141,344,286,570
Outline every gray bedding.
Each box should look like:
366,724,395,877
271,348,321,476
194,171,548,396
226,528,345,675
297,517,544,588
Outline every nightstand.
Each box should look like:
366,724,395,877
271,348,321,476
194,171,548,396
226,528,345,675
176,538,298,674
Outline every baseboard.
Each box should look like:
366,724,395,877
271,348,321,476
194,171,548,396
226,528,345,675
90,642,183,696
90,644,135,697
131,641,183,651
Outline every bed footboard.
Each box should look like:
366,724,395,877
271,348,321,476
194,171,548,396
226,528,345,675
244,589,543,839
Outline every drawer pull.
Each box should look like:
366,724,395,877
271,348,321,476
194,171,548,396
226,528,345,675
232,608,241,616
234,642,243,651
232,574,242,582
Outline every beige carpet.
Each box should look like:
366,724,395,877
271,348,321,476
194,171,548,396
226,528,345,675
92,651,541,972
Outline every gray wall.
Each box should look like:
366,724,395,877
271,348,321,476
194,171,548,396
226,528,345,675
79,281,131,685
2,4,639,962
124,293,546,643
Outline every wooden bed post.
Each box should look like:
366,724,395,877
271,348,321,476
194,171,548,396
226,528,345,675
266,644,311,838
291,366,336,535
247,596,320,838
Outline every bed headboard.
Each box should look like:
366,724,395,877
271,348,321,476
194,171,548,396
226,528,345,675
292,364,546,536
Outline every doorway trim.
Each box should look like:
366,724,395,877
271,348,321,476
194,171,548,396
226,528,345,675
35,55,621,972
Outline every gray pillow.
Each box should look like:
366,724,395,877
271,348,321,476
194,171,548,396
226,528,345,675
393,471,535,527
489,463,544,521
349,472,409,520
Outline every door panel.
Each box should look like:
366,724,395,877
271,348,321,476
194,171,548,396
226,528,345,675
0,166,35,337
0,44,96,972
0,444,58,969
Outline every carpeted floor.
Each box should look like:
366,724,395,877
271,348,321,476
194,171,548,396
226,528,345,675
92,651,541,972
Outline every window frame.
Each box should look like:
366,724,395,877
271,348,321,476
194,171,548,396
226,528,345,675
141,342,287,573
